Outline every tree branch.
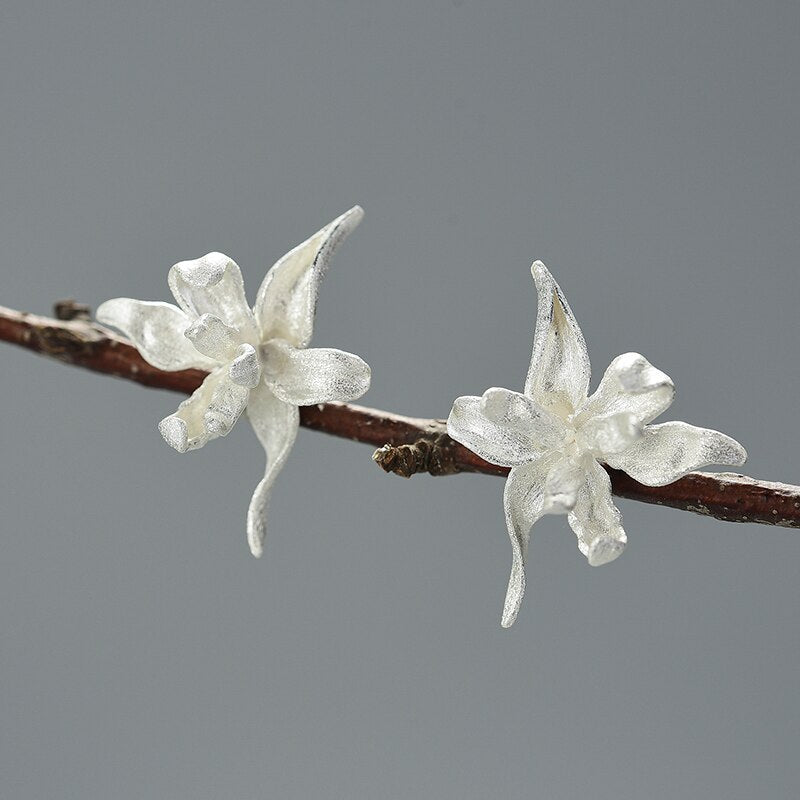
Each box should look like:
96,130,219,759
2,302,799,529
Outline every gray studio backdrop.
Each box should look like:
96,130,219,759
1,2,798,798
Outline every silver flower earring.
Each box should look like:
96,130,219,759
447,261,746,627
97,207,371,558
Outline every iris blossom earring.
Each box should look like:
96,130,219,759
447,261,746,627
97,207,372,558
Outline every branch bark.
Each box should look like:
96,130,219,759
2,302,799,530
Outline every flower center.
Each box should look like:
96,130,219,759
559,425,583,458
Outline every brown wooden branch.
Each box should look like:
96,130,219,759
2,302,799,530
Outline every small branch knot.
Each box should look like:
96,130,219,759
53,299,91,321
372,434,460,478
36,326,97,359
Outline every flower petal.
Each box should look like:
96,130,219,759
605,421,747,486
480,387,565,449
246,383,300,558
184,313,240,361
501,454,558,627
524,261,591,414
580,352,674,426
261,339,371,405
447,389,564,468
168,252,257,338
567,460,627,566
254,206,364,348
96,298,216,371
577,411,643,456
202,377,250,438
158,367,249,453
229,344,262,389
541,456,586,514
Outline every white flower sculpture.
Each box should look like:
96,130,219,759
97,207,371,557
447,261,746,627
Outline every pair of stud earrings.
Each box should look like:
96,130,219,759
98,206,746,626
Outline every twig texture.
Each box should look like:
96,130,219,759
1,302,799,529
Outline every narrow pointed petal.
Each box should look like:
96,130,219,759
447,389,564,468
168,252,257,337
524,261,591,413
157,367,249,452
541,456,586,514
229,343,262,388
184,313,240,361
581,352,675,426
246,383,300,558
605,421,747,486
501,454,557,627
568,461,627,566
96,298,216,371
261,339,371,405
254,206,364,348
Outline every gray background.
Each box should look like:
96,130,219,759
1,1,798,798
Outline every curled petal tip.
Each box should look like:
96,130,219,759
95,298,118,326
229,344,262,388
500,607,516,628
500,554,526,628
501,601,521,628
158,416,190,453
171,252,234,288
247,518,265,558
332,205,365,236
586,534,627,566
731,441,747,466
249,542,264,559
246,504,265,558
530,260,548,280
345,361,372,401
355,359,371,394
615,352,673,395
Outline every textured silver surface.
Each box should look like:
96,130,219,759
448,261,747,627
97,206,371,557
